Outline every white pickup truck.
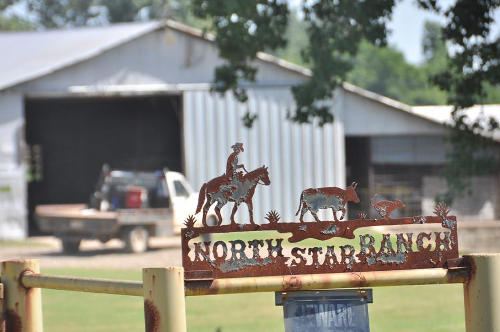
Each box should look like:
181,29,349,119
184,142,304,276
35,167,216,253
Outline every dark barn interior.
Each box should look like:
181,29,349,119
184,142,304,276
25,95,182,234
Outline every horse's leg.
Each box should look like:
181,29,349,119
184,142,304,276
202,201,210,227
246,200,255,225
214,204,223,226
339,207,346,221
230,203,239,225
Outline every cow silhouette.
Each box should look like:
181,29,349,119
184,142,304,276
295,182,360,222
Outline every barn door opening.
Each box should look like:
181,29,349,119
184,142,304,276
25,95,182,235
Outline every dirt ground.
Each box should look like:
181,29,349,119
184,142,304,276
0,236,183,269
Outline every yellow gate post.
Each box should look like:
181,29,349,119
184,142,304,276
1,283,5,332
1,260,43,332
463,254,500,332
142,267,186,332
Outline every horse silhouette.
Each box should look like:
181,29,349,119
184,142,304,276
196,166,271,226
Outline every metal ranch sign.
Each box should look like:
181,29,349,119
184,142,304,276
182,143,459,280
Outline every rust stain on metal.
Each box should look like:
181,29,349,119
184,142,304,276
182,143,460,280
5,310,21,332
144,299,160,332
283,276,301,290
461,256,477,319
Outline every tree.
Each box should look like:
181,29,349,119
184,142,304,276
274,10,309,68
347,40,447,105
194,0,500,202
193,0,500,116
0,14,33,30
26,0,97,28
20,0,195,28
0,0,33,30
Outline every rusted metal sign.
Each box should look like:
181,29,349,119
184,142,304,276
182,143,459,280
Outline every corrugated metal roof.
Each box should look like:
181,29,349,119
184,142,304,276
412,104,500,141
0,21,164,91
0,20,311,91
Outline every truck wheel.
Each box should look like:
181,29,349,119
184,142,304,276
201,216,217,242
123,226,149,253
61,239,81,253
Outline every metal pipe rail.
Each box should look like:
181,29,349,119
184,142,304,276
21,272,144,296
184,267,469,296
20,267,469,297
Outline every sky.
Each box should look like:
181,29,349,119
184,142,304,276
387,0,445,64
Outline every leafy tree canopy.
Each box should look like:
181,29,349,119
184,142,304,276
193,0,500,203
1,0,499,202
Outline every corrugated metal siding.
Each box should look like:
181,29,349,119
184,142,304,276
183,88,344,223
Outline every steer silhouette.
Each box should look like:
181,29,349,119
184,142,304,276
295,182,360,222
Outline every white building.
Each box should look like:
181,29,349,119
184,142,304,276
0,21,498,239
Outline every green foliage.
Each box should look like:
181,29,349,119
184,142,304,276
347,41,447,105
290,0,395,125
99,0,139,22
192,0,289,104
8,0,198,29
26,0,97,28
0,15,33,30
0,0,33,30
274,10,308,67
0,0,14,11
438,110,500,204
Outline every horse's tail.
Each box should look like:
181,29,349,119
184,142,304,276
196,183,207,214
295,191,304,216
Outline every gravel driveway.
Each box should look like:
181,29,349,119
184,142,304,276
0,236,182,270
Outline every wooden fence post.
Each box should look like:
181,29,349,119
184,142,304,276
463,254,500,332
143,267,186,332
1,259,43,332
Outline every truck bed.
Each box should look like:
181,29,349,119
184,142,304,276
35,204,172,237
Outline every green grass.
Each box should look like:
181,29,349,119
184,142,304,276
39,268,465,332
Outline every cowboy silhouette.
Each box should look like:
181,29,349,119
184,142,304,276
225,142,246,185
